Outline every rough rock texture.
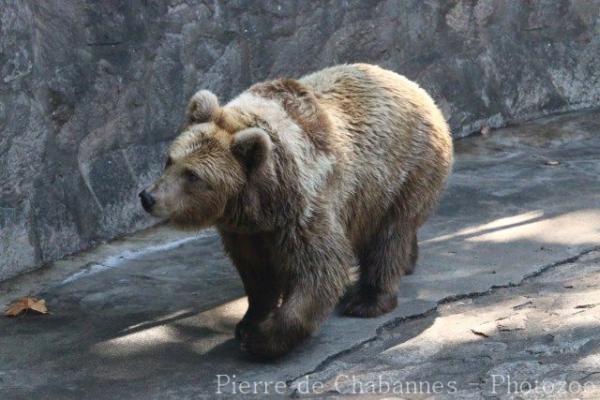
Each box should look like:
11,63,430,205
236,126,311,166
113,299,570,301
1,0,599,280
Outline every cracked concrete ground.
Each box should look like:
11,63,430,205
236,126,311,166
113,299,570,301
1,109,600,399
292,250,600,399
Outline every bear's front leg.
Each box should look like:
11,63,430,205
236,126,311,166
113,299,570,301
240,225,352,358
235,268,280,340
219,231,282,339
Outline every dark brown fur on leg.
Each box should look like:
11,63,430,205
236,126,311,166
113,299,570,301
343,217,414,318
234,268,280,339
240,218,352,359
220,232,281,339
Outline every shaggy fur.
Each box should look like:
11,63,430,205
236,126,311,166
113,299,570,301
141,64,453,358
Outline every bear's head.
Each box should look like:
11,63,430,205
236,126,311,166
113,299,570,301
139,90,273,229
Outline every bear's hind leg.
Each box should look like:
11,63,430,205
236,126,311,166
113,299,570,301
343,217,415,318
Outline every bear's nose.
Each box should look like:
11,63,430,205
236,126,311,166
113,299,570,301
139,190,155,213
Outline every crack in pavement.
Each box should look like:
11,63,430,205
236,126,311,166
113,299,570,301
288,245,600,388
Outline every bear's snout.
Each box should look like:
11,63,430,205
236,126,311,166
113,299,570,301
139,189,156,213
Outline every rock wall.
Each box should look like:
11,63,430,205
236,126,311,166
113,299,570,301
1,0,599,281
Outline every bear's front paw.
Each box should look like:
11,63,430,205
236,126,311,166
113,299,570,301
240,315,305,359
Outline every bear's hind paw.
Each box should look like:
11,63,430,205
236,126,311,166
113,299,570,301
342,292,398,318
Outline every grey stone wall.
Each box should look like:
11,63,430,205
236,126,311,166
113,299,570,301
1,0,599,281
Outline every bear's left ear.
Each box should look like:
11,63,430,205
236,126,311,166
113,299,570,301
230,128,272,171
187,90,220,124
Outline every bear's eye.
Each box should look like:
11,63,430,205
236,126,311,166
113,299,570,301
183,169,200,184
183,169,211,190
165,157,173,170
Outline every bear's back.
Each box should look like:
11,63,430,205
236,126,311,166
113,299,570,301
301,64,453,242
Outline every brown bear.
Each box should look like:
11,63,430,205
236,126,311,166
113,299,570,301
139,64,453,358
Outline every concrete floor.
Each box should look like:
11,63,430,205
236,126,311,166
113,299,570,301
1,109,600,399
296,250,600,399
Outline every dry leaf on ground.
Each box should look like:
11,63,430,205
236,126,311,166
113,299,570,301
4,297,48,317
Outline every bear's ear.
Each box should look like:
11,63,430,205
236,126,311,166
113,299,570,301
230,128,272,171
187,90,220,124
